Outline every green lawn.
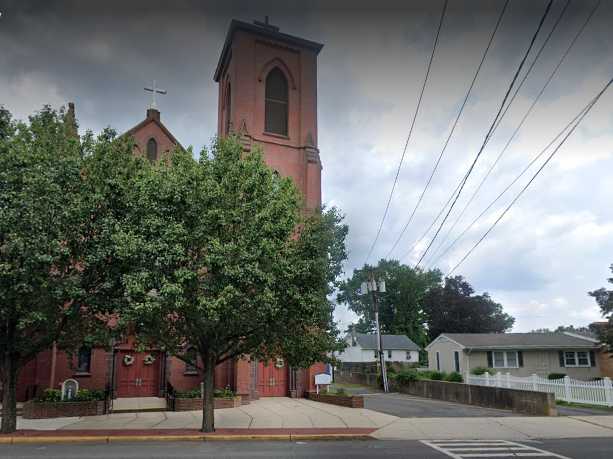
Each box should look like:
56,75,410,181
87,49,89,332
556,400,613,412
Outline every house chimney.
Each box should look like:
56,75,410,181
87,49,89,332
146,108,160,122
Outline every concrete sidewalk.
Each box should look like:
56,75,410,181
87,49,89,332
16,397,397,431
7,397,613,443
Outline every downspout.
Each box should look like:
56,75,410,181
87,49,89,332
49,341,58,389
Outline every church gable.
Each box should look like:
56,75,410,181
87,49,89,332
122,108,181,161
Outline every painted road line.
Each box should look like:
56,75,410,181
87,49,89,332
420,440,572,459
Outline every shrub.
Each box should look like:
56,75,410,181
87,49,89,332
547,373,566,380
395,369,418,384
445,372,463,383
428,371,445,381
73,389,105,401
175,388,202,399
35,388,105,403
36,389,61,403
471,367,494,376
334,388,348,396
214,386,235,399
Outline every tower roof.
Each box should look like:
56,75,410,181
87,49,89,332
214,19,323,82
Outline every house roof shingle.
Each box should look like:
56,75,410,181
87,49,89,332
354,333,420,351
438,333,598,350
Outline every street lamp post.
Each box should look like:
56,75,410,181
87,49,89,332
361,273,389,393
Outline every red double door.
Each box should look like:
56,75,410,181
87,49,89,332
257,360,288,397
116,351,161,398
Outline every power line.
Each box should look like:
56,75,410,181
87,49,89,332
446,76,612,276
385,0,510,259
363,0,448,266
414,0,554,268
432,93,596,269
426,0,598,268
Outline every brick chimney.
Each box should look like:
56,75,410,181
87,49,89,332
64,102,78,139
146,108,160,122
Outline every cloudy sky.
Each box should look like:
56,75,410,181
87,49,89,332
1,0,612,333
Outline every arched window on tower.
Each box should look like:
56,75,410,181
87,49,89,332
265,67,288,136
147,138,158,161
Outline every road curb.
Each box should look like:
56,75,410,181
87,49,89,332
0,433,373,444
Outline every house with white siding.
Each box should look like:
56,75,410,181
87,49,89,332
335,332,420,364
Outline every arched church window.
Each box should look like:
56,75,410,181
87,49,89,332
147,138,158,161
265,67,288,136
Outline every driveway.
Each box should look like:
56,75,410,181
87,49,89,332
364,393,518,417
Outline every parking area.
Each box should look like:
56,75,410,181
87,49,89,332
364,393,518,418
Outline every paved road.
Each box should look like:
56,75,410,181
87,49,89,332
364,393,518,417
1,438,612,458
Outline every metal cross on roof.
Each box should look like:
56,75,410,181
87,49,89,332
144,80,167,109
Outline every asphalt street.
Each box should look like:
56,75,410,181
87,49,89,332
1,438,612,458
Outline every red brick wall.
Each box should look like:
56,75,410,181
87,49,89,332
217,26,322,212
23,400,106,419
129,120,177,160
308,392,364,408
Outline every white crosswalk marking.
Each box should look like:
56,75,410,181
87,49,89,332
420,440,572,459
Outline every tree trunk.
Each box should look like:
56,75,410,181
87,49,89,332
1,353,18,434
201,351,216,433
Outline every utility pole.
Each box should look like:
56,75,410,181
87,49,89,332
361,272,389,393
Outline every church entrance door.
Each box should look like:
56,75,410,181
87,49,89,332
115,351,161,398
257,359,288,397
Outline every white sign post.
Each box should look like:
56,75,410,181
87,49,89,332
315,373,332,394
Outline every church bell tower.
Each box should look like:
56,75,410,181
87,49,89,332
214,18,323,211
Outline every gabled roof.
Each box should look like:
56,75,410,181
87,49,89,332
214,19,324,82
429,333,598,350
352,333,420,351
120,115,183,151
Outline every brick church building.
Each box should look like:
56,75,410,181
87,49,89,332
16,19,326,406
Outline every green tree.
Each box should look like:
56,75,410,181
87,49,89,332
337,260,441,348
0,106,85,433
114,137,347,432
423,276,514,341
0,105,152,433
589,264,613,346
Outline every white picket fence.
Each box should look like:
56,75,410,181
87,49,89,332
466,372,613,407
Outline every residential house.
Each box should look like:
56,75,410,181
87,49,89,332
335,332,420,364
426,333,601,379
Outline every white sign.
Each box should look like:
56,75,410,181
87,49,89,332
315,373,332,386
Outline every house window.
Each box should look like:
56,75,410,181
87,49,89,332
436,351,440,371
147,138,158,161
387,349,392,359
185,347,198,374
492,351,519,368
406,351,412,361
76,347,91,373
264,67,288,136
454,351,460,372
564,351,590,367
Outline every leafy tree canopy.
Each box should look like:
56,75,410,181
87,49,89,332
112,137,348,431
589,264,613,346
423,275,515,341
337,260,440,347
